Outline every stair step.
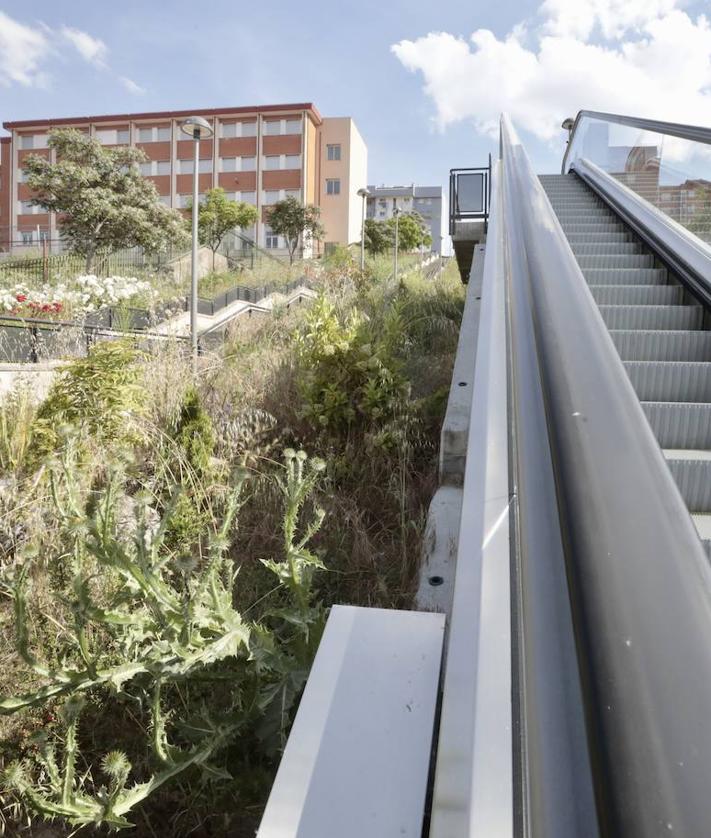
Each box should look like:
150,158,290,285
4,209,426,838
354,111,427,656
642,402,711,448
583,268,668,285
691,514,711,558
567,232,633,243
560,213,618,223
611,329,711,361
665,451,711,512
563,222,627,234
578,254,655,269
549,201,605,210
590,285,681,305
625,361,711,402
599,305,702,330
572,242,643,256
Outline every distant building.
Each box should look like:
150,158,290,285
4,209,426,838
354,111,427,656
366,184,443,252
0,102,368,258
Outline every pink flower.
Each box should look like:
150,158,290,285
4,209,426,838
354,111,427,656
15,293,27,302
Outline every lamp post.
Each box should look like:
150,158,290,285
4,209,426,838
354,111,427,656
393,207,401,286
561,117,575,144
357,187,370,272
180,115,213,375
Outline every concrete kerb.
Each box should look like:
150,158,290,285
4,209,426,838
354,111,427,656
415,244,486,616
439,244,485,486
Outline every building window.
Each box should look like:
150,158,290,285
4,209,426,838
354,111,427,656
240,191,256,204
327,144,341,161
224,191,238,201
222,157,237,172
158,195,171,206
241,156,256,171
263,121,281,136
285,189,300,200
265,155,280,170
20,134,47,150
138,126,170,142
285,119,302,134
140,161,171,176
265,226,279,248
326,178,341,195
19,200,35,214
242,121,257,137
285,154,301,169
221,123,238,139
21,231,33,245
264,190,280,205
177,194,206,208
179,158,211,175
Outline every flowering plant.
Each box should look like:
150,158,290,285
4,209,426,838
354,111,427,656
0,275,155,320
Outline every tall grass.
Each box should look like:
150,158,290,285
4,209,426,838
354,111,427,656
0,257,464,836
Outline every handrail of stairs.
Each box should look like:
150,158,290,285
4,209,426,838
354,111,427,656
561,110,711,175
504,113,711,836
427,158,513,837
572,157,711,310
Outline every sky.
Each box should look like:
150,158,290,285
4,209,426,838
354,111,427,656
1,0,710,200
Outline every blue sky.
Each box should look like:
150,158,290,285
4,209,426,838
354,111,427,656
1,0,710,195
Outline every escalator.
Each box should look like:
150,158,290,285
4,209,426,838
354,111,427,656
541,173,711,556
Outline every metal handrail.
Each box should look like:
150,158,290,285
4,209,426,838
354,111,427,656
572,156,711,309
502,115,598,837
505,113,711,835
562,109,711,174
428,160,513,837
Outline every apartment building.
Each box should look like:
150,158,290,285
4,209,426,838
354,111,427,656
0,103,367,257
366,184,443,253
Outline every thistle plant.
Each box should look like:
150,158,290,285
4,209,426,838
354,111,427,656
0,444,328,830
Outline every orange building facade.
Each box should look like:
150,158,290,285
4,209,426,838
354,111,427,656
0,102,367,257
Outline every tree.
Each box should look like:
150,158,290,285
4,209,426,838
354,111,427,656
192,187,258,269
267,196,324,265
388,211,432,252
363,218,393,255
24,129,187,272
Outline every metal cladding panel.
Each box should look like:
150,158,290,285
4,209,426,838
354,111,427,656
257,605,444,838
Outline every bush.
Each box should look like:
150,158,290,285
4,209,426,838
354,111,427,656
295,295,408,435
29,341,147,464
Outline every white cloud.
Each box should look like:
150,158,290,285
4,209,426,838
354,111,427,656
0,12,143,96
119,76,146,95
60,25,108,67
392,0,711,142
540,0,680,40
0,11,51,87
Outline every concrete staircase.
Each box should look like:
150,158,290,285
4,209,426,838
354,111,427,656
540,173,711,556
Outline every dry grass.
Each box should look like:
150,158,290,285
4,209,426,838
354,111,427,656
0,258,464,837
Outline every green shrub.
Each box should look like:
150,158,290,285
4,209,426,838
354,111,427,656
0,382,37,475
295,295,408,434
172,387,215,477
29,341,147,464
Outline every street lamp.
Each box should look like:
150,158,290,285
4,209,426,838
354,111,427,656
180,115,213,375
561,117,575,143
357,187,370,272
393,207,401,287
